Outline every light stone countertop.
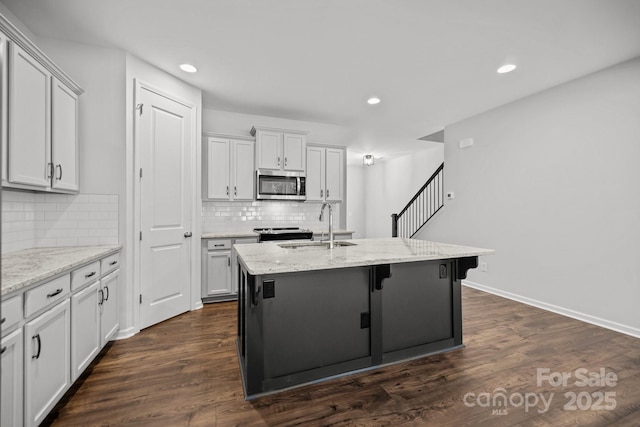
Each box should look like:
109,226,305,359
234,237,494,275
1,245,122,296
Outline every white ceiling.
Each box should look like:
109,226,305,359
3,0,640,161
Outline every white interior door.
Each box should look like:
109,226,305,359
138,86,193,329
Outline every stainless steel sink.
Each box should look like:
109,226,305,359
277,241,357,250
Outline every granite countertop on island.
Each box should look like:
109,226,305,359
1,245,122,296
234,237,494,276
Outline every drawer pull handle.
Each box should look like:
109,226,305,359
109,261,118,266
98,289,104,305
1,317,5,324
33,334,41,359
214,244,225,247
47,288,63,298
85,271,96,278
1,346,6,355
104,285,110,302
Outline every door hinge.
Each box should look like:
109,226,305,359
139,294,142,304
139,231,142,241
136,103,144,116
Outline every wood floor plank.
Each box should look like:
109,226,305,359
44,287,640,426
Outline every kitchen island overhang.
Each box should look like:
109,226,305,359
234,238,494,399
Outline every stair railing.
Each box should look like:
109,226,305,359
391,163,444,238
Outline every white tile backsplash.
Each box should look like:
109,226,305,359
2,190,119,253
202,200,342,233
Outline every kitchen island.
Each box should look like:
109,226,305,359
234,238,493,399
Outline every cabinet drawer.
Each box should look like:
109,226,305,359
24,274,70,318
101,252,120,275
1,295,22,334
207,240,232,250
71,261,100,292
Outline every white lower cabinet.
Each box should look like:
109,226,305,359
70,281,100,381
100,270,119,346
1,328,23,427
24,299,71,427
204,250,232,298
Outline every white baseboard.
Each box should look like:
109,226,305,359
114,326,138,340
463,280,640,339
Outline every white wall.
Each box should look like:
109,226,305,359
422,57,640,336
346,165,366,238
202,109,348,146
364,144,444,238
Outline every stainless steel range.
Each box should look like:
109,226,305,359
253,227,313,243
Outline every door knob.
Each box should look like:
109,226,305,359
184,232,193,238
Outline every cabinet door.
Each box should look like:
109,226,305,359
232,140,254,200
206,137,230,199
261,268,371,378
51,77,79,191
256,130,281,170
1,32,7,184
70,281,100,381
283,133,305,171
24,299,71,427
1,328,23,427
204,251,231,297
100,270,119,346
8,42,51,188
305,146,325,201
325,148,344,202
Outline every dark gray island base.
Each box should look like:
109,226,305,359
234,238,493,399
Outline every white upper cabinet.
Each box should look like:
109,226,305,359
204,135,254,201
0,17,83,193
252,126,307,172
233,139,255,200
51,78,79,191
325,148,344,202
282,133,305,171
306,146,324,202
8,42,51,188
206,137,230,199
255,129,281,170
306,145,344,202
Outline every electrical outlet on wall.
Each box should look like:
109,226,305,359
480,262,488,272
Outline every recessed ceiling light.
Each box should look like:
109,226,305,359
497,64,517,74
179,63,198,73
367,97,381,105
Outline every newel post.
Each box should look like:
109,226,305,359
391,213,398,237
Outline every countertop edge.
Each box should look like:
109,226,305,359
1,245,122,297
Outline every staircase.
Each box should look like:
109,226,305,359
391,163,444,238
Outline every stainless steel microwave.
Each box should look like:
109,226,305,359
256,170,306,201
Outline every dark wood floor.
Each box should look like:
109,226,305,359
46,287,640,426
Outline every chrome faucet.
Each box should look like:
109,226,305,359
319,202,334,249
